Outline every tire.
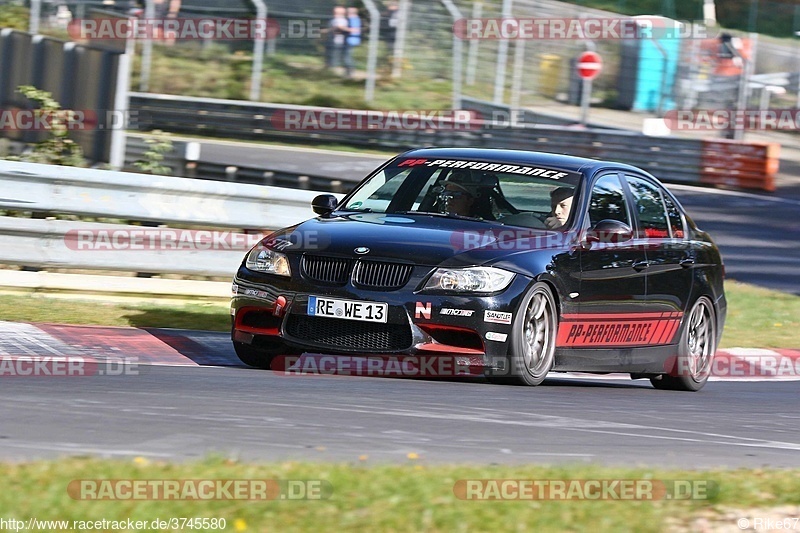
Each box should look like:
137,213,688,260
651,296,717,392
233,341,277,369
489,282,558,386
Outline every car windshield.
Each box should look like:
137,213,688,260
339,158,582,230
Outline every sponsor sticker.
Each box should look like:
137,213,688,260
242,288,270,299
484,310,513,325
556,312,683,347
415,302,432,320
424,159,573,179
440,308,475,317
396,159,580,180
485,332,508,342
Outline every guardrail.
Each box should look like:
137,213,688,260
0,160,338,277
129,92,780,192
123,134,354,193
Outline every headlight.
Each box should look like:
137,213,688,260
245,246,291,277
423,266,515,293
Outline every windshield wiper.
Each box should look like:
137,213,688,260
338,207,373,213
394,210,488,222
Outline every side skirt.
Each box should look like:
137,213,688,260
553,344,679,374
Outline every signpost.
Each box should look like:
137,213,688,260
577,51,602,126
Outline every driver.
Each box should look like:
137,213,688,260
544,186,574,229
438,170,478,216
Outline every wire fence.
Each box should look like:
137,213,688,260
23,0,800,123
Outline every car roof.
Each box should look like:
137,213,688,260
399,148,649,177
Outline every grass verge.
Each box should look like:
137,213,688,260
0,292,230,332
721,280,800,349
0,280,797,348
1,458,798,532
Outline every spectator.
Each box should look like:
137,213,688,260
154,0,181,45
344,7,362,78
381,1,399,48
325,6,350,73
154,0,181,19
53,4,73,29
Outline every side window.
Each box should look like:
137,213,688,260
663,194,686,239
626,176,670,239
588,174,630,227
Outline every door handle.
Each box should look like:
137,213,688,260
680,257,695,268
632,260,650,272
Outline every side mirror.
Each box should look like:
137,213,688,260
584,219,634,246
312,194,338,217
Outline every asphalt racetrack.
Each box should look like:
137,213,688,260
0,324,798,467
1,144,798,469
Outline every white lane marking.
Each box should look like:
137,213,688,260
564,428,800,451
725,348,782,356
668,183,800,207
261,402,800,453
0,441,174,457
517,452,595,457
553,373,800,382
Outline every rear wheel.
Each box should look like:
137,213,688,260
488,282,557,386
651,296,716,392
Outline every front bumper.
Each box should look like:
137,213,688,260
231,264,535,368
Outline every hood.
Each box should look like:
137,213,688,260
266,213,569,267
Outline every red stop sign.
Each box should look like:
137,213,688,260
577,51,602,80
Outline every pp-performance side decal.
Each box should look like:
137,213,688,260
556,312,683,348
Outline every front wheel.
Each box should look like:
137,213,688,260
651,296,717,392
490,282,558,386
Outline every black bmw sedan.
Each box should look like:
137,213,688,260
231,148,726,391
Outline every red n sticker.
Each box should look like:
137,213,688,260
415,302,432,319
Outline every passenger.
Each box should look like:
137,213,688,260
545,186,574,229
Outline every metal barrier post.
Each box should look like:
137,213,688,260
109,21,135,170
249,1,267,101
465,1,482,86
140,0,155,92
441,0,464,110
363,0,381,102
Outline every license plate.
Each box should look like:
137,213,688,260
307,296,387,323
